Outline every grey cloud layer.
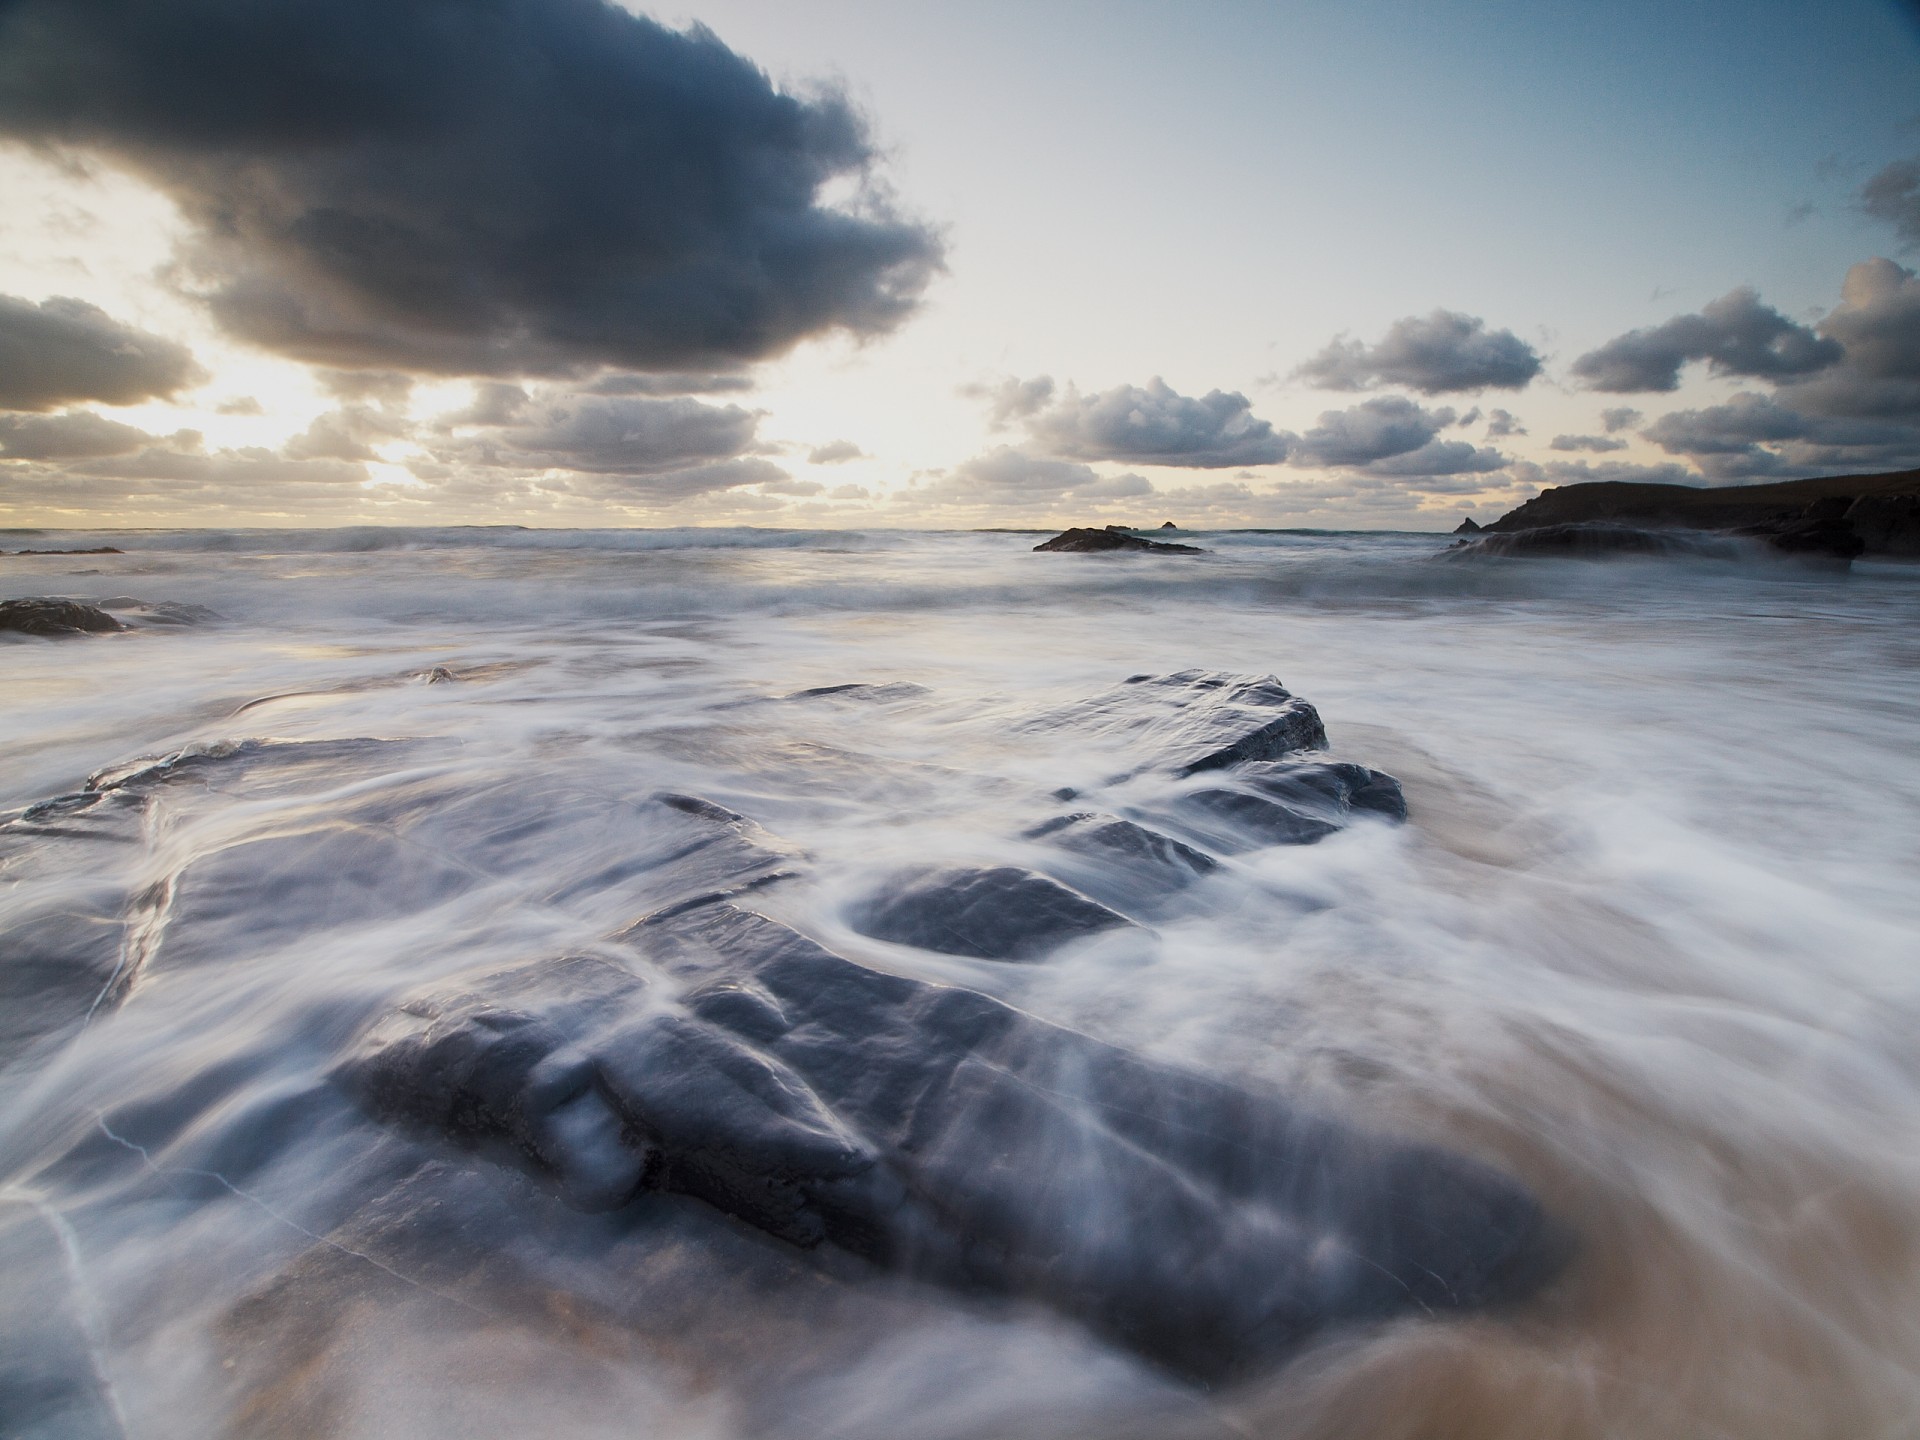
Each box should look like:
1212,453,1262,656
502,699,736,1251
0,0,942,377
0,294,205,410
1613,259,1920,480
1291,396,1504,475
1019,378,1291,468
1863,158,1920,252
1570,287,1843,392
1296,311,1542,394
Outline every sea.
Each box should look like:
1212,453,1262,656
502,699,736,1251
2,525,1918,1440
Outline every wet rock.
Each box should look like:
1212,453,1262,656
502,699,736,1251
6,546,122,556
1168,789,1342,850
1446,523,1742,560
1033,527,1205,555
1038,669,1328,776
850,864,1132,961
1846,493,1920,557
1453,516,1482,534
782,681,930,703
0,597,123,637
342,899,1567,1384
0,1200,126,1439
1159,520,1178,529
1025,812,1218,897
1236,758,1409,824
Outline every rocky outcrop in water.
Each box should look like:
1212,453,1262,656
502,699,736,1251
1034,527,1205,554
1473,468,1919,560
0,596,123,636
1447,523,1743,561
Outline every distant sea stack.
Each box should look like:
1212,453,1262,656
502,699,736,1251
1472,468,1919,559
1034,527,1206,554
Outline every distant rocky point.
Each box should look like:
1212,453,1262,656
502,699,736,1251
1458,467,1918,562
1034,526,1205,554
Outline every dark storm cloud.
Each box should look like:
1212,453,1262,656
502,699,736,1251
1643,391,1920,481
0,294,205,410
1570,287,1843,393
1549,434,1628,453
1295,311,1542,394
1023,378,1291,468
1861,158,1920,251
0,0,943,377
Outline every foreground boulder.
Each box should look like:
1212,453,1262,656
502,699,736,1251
343,894,1566,1383
1033,669,1328,776
1034,527,1205,554
0,597,122,636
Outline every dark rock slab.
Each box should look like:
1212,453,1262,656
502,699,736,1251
7,546,122,556
1033,527,1205,555
0,597,122,637
1453,516,1482,534
849,864,1132,961
1035,670,1328,777
342,900,1566,1384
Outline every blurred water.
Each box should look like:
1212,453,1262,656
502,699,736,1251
2,527,1918,1439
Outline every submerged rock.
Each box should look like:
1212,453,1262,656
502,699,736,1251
850,864,1132,960
1033,527,1205,554
0,597,123,636
1026,812,1219,898
343,894,1566,1384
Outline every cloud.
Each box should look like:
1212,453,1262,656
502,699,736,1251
1507,459,1697,489
283,402,411,461
0,0,942,377
1290,395,1452,467
0,293,205,410
1295,311,1541,394
806,439,864,464
1600,406,1643,432
1022,377,1290,467
0,409,165,459
1861,158,1920,251
445,394,764,475
1549,434,1629,453
1485,408,1527,437
968,375,1057,428
1778,257,1920,419
1570,286,1843,392
1642,390,1920,481
917,446,1155,506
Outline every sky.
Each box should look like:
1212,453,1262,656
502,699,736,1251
1,0,1918,530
